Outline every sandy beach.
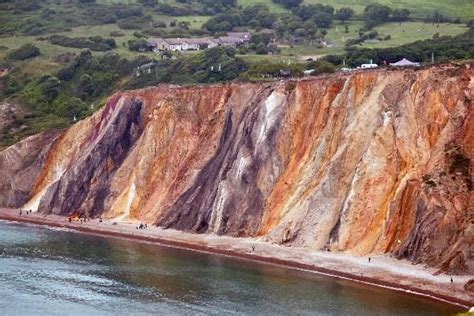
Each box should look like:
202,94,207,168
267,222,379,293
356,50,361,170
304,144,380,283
0,208,472,310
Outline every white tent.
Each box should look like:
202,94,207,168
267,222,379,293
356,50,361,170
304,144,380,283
390,58,420,67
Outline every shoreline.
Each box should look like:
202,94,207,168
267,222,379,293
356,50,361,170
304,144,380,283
0,208,472,310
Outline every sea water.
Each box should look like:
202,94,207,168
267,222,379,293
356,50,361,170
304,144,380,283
0,221,460,315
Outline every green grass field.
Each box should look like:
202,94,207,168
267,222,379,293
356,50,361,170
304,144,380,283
277,21,468,59
325,21,468,48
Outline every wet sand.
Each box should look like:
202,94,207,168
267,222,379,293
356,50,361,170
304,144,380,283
0,208,472,310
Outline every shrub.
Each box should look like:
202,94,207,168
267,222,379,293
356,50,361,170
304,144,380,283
6,43,40,60
49,35,116,51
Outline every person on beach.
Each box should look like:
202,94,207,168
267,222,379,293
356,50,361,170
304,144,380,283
252,245,255,252
368,257,371,263
450,277,453,283
19,210,22,216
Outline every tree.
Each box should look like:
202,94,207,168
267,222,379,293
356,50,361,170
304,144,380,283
363,4,391,28
392,9,410,24
38,75,61,101
335,7,354,23
76,74,96,99
312,11,333,28
128,39,149,52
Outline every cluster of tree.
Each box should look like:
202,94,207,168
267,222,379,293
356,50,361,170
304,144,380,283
424,10,459,24
345,30,380,46
363,4,410,28
139,0,237,15
292,4,335,28
6,43,40,60
202,2,355,44
49,35,116,51
126,46,246,88
117,15,153,30
325,30,474,67
0,48,153,147
128,39,150,52
241,58,335,80
247,32,278,54
202,5,276,32
242,60,303,79
1,49,151,138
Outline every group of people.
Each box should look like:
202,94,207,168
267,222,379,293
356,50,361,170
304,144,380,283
136,223,148,229
18,209,32,216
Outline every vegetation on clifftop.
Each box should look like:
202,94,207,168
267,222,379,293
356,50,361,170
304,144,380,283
0,0,473,149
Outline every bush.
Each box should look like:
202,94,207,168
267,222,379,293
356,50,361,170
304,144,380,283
128,39,149,52
6,43,40,60
242,60,304,79
306,60,335,75
109,31,125,37
49,35,116,51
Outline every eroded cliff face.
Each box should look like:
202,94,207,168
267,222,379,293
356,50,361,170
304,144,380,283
1,65,472,274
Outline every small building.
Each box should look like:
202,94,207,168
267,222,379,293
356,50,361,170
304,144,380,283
390,58,420,67
186,37,218,50
165,38,187,51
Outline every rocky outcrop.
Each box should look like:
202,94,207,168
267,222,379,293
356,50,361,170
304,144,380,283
1,64,472,274
0,130,61,207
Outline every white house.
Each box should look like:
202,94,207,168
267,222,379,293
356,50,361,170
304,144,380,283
390,58,420,67
166,38,187,51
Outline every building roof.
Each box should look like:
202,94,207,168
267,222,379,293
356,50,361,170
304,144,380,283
218,36,243,45
227,32,251,40
147,38,169,46
186,37,218,45
165,38,187,45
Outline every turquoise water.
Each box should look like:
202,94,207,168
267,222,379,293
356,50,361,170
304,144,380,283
0,221,460,315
